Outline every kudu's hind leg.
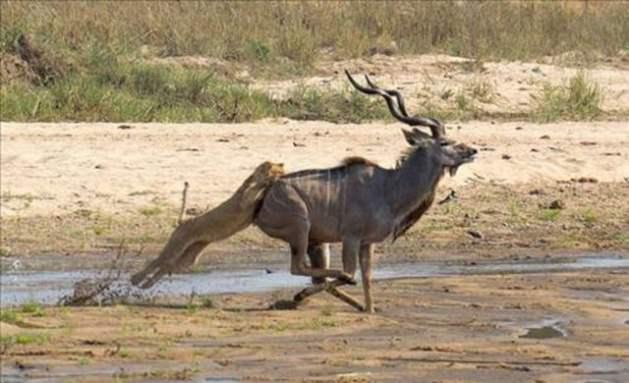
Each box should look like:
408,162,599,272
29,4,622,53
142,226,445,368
308,243,330,284
257,182,351,283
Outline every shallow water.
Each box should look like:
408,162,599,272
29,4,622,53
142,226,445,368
1,254,628,307
576,357,629,383
0,362,203,383
519,324,565,339
500,317,568,340
580,357,629,374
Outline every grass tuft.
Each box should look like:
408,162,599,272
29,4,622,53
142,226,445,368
139,206,163,217
21,301,45,316
0,309,19,324
539,209,561,222
579,208,598,224
283,87,391,123
467,79,495,103
532,71,603,122
1,333,49,346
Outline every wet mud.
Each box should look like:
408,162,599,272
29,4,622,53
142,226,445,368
1,253,628,383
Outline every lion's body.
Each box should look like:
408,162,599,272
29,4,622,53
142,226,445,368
131,161,285,288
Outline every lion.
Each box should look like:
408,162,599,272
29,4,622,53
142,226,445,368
131,161,285,289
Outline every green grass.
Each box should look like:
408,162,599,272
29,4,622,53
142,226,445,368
139,206,164,217
614,233,629,245
2,35,392,124
579,208,599,224
79,357,92,366
281,86,391,123
539,209,562,222
200,298,215,309
532,71,603,122
21,301,45,317
185,302,199,315
1,62,390,123
0,309,19,324
303,318,338,330
0,303,45,325
2,2,627,123
0,247,11,257
1,64,270,122
444,92,482,121
0,333,49,346
118,348,130,358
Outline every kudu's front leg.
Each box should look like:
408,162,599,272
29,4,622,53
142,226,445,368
292,238,358,306
297,237,365,311
359,243,375,313
312,239,374,313
289,227,355,284
321,238,364,311
308,243,330,284
341,237,360,279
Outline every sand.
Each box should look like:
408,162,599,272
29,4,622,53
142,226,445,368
2,120,627,219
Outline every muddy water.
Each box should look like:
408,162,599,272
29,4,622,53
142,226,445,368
1,254,628,307
0,362,229,383
519,321,566,339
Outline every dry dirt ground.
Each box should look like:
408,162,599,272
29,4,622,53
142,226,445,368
165,53,629,117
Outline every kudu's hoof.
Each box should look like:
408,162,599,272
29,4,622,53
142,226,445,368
338,274,357,285
293,290,309,302
270,299,299,310
129,275,142,286
363,306,378,314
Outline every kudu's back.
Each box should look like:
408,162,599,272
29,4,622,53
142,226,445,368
254,161,393,244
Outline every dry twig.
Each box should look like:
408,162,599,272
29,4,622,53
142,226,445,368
178,181,189,225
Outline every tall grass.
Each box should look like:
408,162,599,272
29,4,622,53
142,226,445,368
1,1,626,123
2,1,627,64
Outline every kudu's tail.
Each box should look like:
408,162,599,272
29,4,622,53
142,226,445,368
130,161,285,289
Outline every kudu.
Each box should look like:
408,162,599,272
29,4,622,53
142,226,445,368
254,70,477,313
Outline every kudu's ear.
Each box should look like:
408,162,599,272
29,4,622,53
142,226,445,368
402,129,417,145
402,128,432,146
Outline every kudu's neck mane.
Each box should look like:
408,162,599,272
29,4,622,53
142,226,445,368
388,141,445,220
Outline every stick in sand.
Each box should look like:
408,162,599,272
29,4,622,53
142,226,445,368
178,181,189,225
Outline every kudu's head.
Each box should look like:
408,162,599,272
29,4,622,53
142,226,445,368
345,70,477,176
